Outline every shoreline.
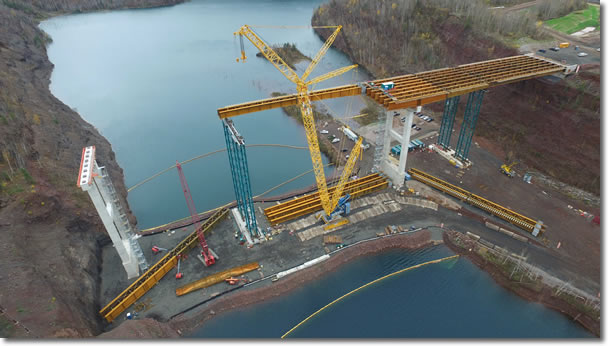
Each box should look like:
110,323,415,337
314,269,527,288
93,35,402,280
442,231,600,337
167,230,435,337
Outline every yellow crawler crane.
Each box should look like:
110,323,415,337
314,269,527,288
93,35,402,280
235,24,361,221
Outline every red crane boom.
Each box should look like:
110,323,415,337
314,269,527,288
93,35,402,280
176,161,215,266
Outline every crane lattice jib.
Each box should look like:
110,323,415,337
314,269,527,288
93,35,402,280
301,26,341,81
236,24,359,216
236,25,299,84
176,161,210,254
297,85,332,215
176,162,202,228
306,64,358,86
329,137,362,211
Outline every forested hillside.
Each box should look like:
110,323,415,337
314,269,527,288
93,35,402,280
312,0,599,196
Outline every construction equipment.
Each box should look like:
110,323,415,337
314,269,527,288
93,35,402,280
235,25,362,224
175,161,216,267
151,246,168,255
224,277,249,285
175,254,183,280
500,162,518,177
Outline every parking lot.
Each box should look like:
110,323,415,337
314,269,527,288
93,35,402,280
527,44,600,65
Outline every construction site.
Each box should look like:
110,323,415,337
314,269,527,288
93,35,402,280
72,24,600,335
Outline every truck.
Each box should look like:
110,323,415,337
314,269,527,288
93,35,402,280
559,42,570,48
342,127,358,142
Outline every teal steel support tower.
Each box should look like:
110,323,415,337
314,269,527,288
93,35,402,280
455,90,485,161
222,119,259,239
437,96,460,149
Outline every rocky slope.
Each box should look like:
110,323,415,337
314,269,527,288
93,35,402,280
312,0,600,196
0,0,183,338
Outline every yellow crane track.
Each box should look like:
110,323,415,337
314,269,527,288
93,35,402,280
408,168,545,235
264,173,388,225
98,208,229,323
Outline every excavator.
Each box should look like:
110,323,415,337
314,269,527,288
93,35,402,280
500,161,518,178
235,25,362,229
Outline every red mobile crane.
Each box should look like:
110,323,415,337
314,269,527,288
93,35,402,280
176,161,216,267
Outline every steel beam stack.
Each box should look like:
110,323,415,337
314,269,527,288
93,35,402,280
455,90,485,161
437,96,460,149
222,119,259,240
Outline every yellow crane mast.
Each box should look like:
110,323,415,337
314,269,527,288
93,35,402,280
234,24,359,218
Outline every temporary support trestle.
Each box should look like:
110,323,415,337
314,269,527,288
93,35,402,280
437,96,460,149
455,90,485,161
222,119,259,240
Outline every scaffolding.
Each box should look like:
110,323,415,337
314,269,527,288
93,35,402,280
455,90,485,161
371,108,387,173
222,119,259,240
437,96,460,149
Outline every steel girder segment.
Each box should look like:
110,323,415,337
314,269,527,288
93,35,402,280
222,119,259,238
437,96,460,149
455,90,485,161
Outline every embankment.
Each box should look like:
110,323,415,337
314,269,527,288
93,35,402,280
99,230,434,338
0,0,183,338
443,230,600,337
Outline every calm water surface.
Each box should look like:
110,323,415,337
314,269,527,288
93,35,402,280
192,246,592,338
41,0,368,229
40,1,593,338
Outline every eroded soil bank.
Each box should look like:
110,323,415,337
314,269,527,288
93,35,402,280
443,230,599,337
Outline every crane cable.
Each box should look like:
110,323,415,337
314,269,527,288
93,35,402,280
136,162,333,234
281,255,460,338
127,144,308,192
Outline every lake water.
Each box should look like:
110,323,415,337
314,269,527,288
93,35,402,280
191,246,592,338
41,0,369,229
40,0,593,338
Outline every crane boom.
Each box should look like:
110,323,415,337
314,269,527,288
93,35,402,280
329,137,362,207
301,26,342,81
235,25,299,84
235,24,361,216
176,161,215,266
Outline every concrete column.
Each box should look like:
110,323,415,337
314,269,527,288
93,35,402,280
398,110,414,175
88,183,139,279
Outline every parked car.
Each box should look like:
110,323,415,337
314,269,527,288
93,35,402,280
426,117,433,122
415,126,421,131
538,49,546,53
577,52,588,57
331,138,340,143
320,130,329,134
393,112,400,117
411,124,416,128
549,47,559,52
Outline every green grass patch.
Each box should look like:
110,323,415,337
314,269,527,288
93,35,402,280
545,5,600,34
20,168,35,185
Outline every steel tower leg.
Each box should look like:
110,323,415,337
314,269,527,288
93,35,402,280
222,119,259,239
437,96,460,149
455,90,485,161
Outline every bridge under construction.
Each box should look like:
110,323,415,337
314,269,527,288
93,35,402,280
86,25,577,326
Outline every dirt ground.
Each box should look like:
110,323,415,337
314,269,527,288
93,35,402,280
405,117,601,285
